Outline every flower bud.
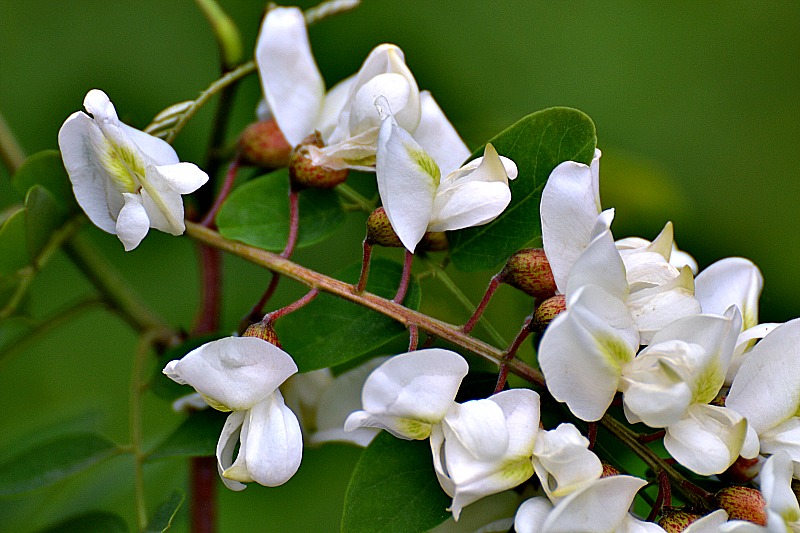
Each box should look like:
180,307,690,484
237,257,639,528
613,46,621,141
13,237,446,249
600,462,622,478
289,132,348,189
531,294,566,333
366,207,403,248
243,322,282,348
238,119,293,169
419,231,448,252
720,456,761,484
715,486,767,525
657,508,703,532
500,248,557,299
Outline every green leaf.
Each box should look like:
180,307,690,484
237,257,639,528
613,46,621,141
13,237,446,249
24,185,67,260
0,432,120,496
448,107,597,271
0,316,32,354
0,207,30,276
216,170,345,251
39,511,129,533
342,432,450,533
13,150,76,211
277,259,421,372
144,490,185,533
146,409,227,461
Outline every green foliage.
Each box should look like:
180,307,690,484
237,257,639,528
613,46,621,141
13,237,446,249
0,316,31,355
12,150,76,212
0,207,28,276
341,432,450,533
0,433,120,496
146,409,227,461
216,170,345,251
24,185,67,260
277,259,420,372
38,511,129,533
150,334,225,402
144,490,185,533
448,107,597,271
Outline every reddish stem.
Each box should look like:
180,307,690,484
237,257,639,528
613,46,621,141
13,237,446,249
637,429,667,444
408,324,419,351
393,249,413,304
239,273,281,334
201,155,240,228
282,188,300,259
587,422,598,450
494,315,533,393
190,457,217,533
192,245,222,340
462,274,502,334
355,239,373,293
263,288,320,323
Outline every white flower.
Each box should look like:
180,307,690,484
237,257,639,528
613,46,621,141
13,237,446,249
375,109,517,252
344,349,469,440
430,389,540,520
513,475,664,533
727,318,800,476
256,7,468,171
163,336,301,490
532,423,602,500
58,89,208,250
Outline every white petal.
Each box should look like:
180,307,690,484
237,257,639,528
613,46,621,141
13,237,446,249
349,72,413,137
255,6,325,147
695,257,763,330
727,318,800,435
759,451,800,523
532,423,602,499
727,322,780,384
682,510,730,533
83,89,118,123
664,404,747,475
154,162,208,194
514,497,553,533
428,180,510,232
242,392,303,487
489,388,541,458
58,111,120,233
138,175,185,235
307,127,381,171
759,417,800,475
540,475,647,533
541,155,602,292
343,410,433,440
163,336,298,411
627,266,702,344
413,91,470,177
121,121,179,165
444,399,509,461
375,116,439,251
216,410,248,491
116,193,150,251
538,285,638,421
315,75,355,142
565,217,628,301
670,244,699,275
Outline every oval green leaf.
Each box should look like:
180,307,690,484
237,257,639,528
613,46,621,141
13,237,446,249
13,150,77,212
216,170,345,252
144,490,185,533
448,107,597,271
39,511,129,533
276,259,420,372
0,432,120,496
342,432,450,533
146,409,227,461
0,207,30,276
24,185,68,260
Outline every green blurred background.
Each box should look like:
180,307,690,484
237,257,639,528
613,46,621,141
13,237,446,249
1,1,799,531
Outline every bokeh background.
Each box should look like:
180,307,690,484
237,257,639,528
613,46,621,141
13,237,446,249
1,0,799,531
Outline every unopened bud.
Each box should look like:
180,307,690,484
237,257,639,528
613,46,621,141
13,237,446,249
600,462,622,478
366,207,403,248
419,231,448,252
657,508,703,532
289,132,348,189
238,119,293,169
721,456,761,484
500,248,557,299
715,486,767,525
531,294,566,333
243,322,282,348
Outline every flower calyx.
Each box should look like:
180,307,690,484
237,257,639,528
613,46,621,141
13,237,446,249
238,118,293,169
531,294,566,333
500,248,557,300
243,321,282,348
715,485,767,525
289,132,349,189
657,508,703,532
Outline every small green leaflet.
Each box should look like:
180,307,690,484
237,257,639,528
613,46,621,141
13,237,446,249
146,410,227,461
448,107,597,271
144,490,185,533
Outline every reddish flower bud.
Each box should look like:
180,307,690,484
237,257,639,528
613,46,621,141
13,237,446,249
500,248,557,299
715,485,767,525
721,456,761,484
289,132,348,189
242,322,282,348
657,508,703,532
600,462,622,478
419,231,448,252
238,119,293,169
531,294,567,333
366,207,403,248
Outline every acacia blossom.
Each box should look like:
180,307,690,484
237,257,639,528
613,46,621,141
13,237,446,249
163,337,302,490
58,90,208,250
